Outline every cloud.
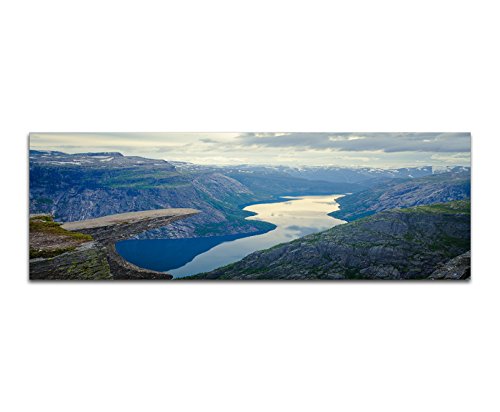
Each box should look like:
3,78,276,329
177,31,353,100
29,132,471,168
430,152,472,164
236,132,471,153
199,138,220,144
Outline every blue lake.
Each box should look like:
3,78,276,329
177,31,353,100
116,194,345,278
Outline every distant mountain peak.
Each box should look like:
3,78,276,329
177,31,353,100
82,152,124,157
29,150,176,171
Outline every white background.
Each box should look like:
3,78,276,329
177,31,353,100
1,1,499,411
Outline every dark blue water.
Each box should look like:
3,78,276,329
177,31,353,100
115,233,255,272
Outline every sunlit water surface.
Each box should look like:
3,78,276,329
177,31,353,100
116,194,345,278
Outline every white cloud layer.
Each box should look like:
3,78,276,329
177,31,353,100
29,132,471,168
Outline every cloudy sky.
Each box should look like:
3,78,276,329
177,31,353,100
29,132,471,168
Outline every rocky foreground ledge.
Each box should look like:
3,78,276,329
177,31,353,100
29,209,199,280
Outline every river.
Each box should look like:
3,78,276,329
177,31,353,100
115,194,345,278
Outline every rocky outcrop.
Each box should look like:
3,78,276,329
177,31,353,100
190,201,471,280
61,208,199,243
30,208,199,280
428,251,471,280
30,242,112,280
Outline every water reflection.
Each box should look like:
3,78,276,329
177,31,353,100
117,194,346,278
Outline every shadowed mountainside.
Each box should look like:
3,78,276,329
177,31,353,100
188,201,470,280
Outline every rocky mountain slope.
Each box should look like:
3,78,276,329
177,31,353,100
190,201,470,280
331,169,470,221
30,151,353,239
428,251,471,280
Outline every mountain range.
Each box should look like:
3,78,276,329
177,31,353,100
29,150,471,280
30,150,452,240
29,151,357,239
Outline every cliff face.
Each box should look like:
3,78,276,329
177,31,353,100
30,161,271,239
191,201,471,280
30,209,199,280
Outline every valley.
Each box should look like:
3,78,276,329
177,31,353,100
117,194,346,277
30,151,358,240
29,150,471,280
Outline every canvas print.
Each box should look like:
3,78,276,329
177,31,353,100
29,133,471,280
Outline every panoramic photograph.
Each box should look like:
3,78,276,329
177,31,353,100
28,132,471,280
